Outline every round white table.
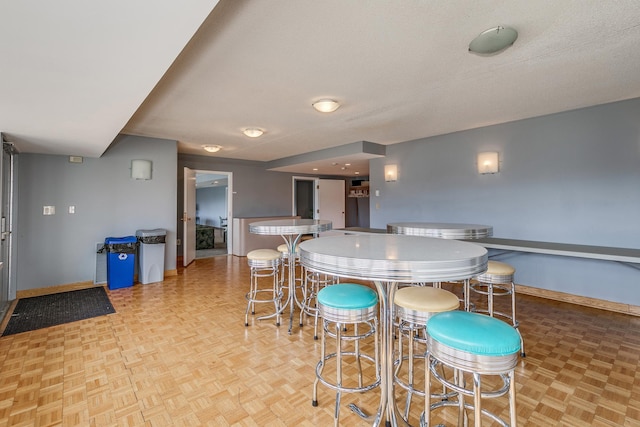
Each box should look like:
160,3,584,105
387,222,493,240
298,234,488,427
249,219,332,333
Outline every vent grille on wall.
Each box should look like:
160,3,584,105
94,242,107,284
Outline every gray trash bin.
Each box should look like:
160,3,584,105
136,229,166,284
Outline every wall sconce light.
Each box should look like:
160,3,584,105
131,159,152,180
477,152,499,174
384,164,398,182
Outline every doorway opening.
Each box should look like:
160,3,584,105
183,167,232,267
292,176,346,229
195,172,230,259
0,140,17,323
293,176,316,218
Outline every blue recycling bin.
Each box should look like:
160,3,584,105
105,236,137,290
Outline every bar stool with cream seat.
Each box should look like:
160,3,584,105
470,260,525,357
245,249,282,327
312,283,380,426
425,310,521,427
393,286,460,424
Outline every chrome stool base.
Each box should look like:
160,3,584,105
300,270,337,338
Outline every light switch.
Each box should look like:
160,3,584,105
43,206,55,215
68,206,75,214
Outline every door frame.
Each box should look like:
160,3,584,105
184,168,233,265
292,176,318,218
0,139,18,321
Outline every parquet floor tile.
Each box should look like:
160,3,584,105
1,255,640,425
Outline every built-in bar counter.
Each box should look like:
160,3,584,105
468,238,640,265
231,215,300,256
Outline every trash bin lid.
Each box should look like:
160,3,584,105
136,229,166,238
105,235,137,244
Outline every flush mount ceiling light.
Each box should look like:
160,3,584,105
202,145,222,153
243,128,264,138
312,99,340,113
469,26,518,55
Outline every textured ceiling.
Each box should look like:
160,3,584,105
3,1,640,176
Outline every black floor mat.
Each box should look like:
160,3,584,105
2,287,115,336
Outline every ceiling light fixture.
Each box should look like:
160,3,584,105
312,99,340,113
469,26,518,55
243,128,264,138
202,145,222,153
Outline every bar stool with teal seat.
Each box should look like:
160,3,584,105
425,310,521,427
470,260,525,357
245,249,282,327
312,283,380,426
393,286,460,424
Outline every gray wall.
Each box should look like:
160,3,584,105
196,186,227,226
16,135,177,291
179,154,299,217
370,98,640,305
178,154,307,256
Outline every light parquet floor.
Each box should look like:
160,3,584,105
1,255,640,426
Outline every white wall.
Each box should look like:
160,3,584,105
16,135,177,291
370,98,640,305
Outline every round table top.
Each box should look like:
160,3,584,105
387,222,493,240
298,234,487,283
249,218,332,235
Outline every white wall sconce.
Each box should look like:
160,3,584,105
477,152,499,174
384,164,398,182
131,159,152,180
